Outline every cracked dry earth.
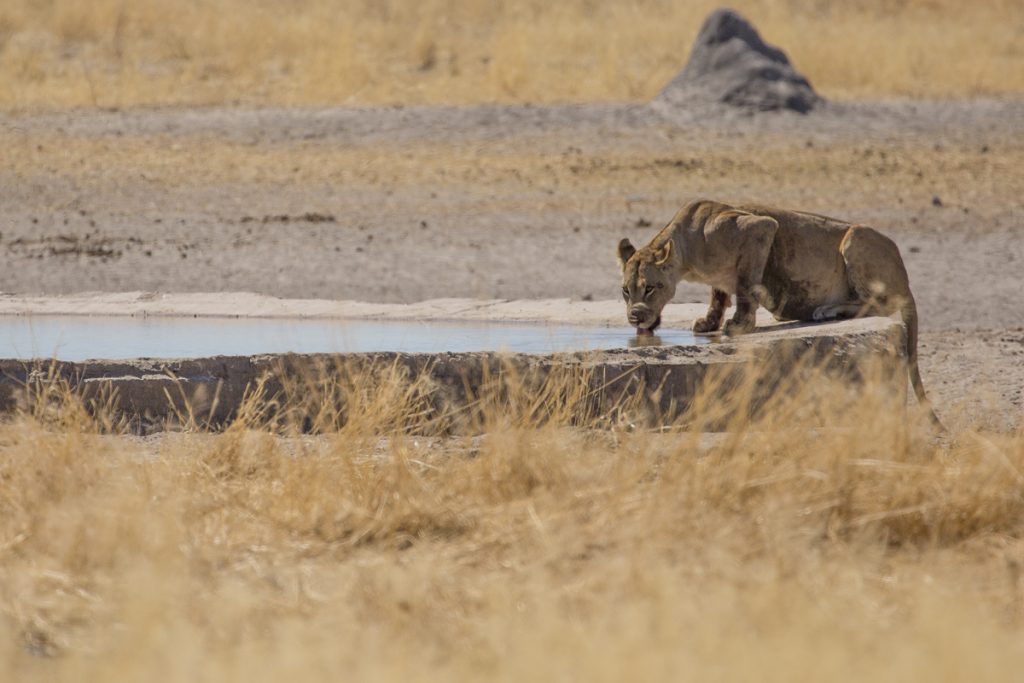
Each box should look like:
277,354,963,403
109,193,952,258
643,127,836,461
1,99,1022,427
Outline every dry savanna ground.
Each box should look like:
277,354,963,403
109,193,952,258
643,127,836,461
3,0,1024,680
3,105,1024,683
1,0,1024,108
3,103,1023,425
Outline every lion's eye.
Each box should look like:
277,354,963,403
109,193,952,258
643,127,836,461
621,287,629,300
644,285,655,298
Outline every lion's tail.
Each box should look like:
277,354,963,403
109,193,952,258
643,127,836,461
901,294,944,431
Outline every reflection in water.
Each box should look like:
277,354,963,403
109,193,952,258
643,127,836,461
628,334,665,348
627,330,723,348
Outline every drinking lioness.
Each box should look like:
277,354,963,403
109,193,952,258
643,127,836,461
617,199,940,426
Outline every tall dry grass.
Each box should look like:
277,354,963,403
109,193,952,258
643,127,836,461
1,0,1021,109
1,359,1023,680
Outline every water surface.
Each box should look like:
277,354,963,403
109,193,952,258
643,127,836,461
0,316,705,362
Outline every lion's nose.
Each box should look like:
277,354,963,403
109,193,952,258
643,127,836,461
627,309,644,325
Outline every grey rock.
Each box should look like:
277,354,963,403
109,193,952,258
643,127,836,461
658,8,820,114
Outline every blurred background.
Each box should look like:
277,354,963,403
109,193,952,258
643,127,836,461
2,0,1022,110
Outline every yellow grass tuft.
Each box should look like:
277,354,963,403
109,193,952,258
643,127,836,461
1,360,1023,679
0,0,1021,110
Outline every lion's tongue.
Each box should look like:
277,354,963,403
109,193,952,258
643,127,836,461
636,327,653,337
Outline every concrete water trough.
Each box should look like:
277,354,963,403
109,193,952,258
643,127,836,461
0,293,906,431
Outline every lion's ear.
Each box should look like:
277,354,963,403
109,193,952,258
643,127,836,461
654,240,673,266
617,238,636,270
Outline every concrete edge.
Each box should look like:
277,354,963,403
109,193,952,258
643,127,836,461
0,312,907,433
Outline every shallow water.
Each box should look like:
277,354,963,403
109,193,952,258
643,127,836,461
0,316,706,361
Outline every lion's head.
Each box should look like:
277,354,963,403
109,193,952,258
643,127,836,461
617,237,677,335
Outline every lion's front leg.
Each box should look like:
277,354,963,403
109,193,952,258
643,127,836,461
724,284,759,336
692,289,730,334
723,215,778,336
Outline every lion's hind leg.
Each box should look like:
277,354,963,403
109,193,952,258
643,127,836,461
839,225,942,427
839,226,913,314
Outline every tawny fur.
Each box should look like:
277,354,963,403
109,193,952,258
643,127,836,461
617,199,941,427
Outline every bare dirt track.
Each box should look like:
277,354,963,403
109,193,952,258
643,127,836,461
1,98,1022,426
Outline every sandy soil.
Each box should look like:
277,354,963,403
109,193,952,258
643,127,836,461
1,99,1022,426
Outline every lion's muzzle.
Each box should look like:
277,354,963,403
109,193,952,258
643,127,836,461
627,305,662,332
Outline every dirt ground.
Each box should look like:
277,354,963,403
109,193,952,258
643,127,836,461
1,98,1022,426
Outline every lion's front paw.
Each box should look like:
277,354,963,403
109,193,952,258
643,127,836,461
692,316,720,334
723,319,755,337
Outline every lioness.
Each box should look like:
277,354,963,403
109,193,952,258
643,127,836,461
617,199,940,426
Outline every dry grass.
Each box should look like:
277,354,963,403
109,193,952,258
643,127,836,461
1,360,1024,680
1,0,1022,110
